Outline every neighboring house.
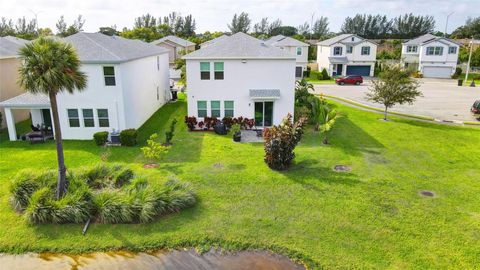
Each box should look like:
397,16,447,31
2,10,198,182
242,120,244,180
0,36,30,128
199,35,229,48
265,35,309,78
183,32,295,127
316,34,377,77
1,32,170,141
151,35,195,64
401,33,460,78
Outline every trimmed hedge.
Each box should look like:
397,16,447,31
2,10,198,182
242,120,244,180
93,131,109,146
120,129,138,146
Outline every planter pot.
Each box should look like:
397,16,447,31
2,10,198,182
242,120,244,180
233,132,241,142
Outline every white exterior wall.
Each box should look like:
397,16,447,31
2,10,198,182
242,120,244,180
186,58,295,125
418,41,459,75
316,45,331,72
121,54,170,128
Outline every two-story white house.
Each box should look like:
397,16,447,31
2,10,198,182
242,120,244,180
316,34,377,77
183,32,296,127
265,35,309,78
1,32,170,141
401,34,460,78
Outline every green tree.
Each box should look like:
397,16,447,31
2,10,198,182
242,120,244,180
14,17,37,40
312,16,329,39
341,14,391,39
451,17,480,39
390,13,435,39
56,15,85,37
181,15,196,37
254,17,270,35
99,26,119,36
366,65,422,120
18,37,87,199
270,26,297,36
228,12,251,33
0,17,15,36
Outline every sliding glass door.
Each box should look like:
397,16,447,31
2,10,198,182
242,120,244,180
254,101,273,127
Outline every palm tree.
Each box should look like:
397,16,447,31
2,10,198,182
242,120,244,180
18,37,87,199
311,95,340,144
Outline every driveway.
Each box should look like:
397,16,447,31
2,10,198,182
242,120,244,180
313,78,480,122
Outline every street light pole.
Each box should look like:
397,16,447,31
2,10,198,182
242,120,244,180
465,37,474,83
444,12,454,37
310,12,315,41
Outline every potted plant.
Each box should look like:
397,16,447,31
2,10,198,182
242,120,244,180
231,123,241,142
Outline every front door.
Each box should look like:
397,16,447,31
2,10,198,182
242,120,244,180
41,109,52,129
254,101,273,127
336,64,343,76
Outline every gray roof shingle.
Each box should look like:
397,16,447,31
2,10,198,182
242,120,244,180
151,35,195,47
200,34,229,47
0,36,29,58
265,35,309,47
317,34,354,46
63,32,169,63
0,92,49,108
183,32,295,60
403,33,460,46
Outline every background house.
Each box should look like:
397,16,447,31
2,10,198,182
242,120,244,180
265,35,309,78
317,34,377,77
183,32,295,127
1,33,170,141
0,36,30,128
151,35,195,64
401,34,460,78
199,35,229,48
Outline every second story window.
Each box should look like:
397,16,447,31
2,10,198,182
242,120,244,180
426,46,443,55
296,47,302,55
200,62,210,80
346,46,353,54
214,62,224,80
448,46,457,54
103,66,116,86
361,46,370,55
406,46,418,53
333,46,342,55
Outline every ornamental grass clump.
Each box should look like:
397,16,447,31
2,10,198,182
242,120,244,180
263,114,306,170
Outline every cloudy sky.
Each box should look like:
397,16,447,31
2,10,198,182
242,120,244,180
1,0,478,34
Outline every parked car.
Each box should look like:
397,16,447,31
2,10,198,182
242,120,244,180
471,100,480,119
335,75,363,85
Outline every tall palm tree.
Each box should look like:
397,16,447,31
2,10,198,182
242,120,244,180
18,37,87,199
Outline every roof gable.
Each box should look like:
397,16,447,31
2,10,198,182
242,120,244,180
403,34,460,46
266,35,309,47
151,35,195,47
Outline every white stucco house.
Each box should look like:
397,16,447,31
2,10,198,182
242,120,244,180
151,35,196,64
0,32,170,141
183,32,296,127
265,35,309,78
316,34,377,77
401,33,460,78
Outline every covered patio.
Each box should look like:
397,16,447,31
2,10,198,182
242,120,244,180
0,92,54,141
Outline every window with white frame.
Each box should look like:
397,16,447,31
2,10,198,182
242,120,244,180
214,62,224,80
211,101,220,117
97,109,109,127
406,45,418,53
296,47,302,55
103,66,116,86
200,62,210,80
82,109,94,127
333,46,342,55
448,46,457,54
197,101,207,117
426,46,443,55
224,101,234,117
346,46,353,54
67,109,80,127
361,46,370,55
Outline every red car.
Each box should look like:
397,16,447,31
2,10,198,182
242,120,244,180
335,75,363,85
472,100,480,119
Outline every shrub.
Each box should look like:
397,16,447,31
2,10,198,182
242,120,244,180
452,67,462,79
50,184,93,224
321,68,330,80
222,117,234,129
294,105,310,121
230,123,241,134
141,133,168,160
310,70,322,80
184,116,197,131
165,119,177,144
94,191,135,223
114,168,134,188
120,129,137,146
93,131,109,146
25,187,55,224
263,114,306,170
10,170,56,211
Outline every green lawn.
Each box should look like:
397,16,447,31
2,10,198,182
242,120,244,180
305,77,335,84
0,94,479,268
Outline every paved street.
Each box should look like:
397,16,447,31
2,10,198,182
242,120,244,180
313,78,480,122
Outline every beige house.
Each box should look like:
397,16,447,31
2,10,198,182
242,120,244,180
0,36,30,128
151,35,195,64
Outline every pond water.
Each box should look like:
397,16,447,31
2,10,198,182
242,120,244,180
0,249,305,270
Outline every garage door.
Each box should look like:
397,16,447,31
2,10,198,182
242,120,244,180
346,65,371,76
423,67,452,78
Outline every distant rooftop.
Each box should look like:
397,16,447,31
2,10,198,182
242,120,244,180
183,32,295,60
0,36,29,58
151,35,195,47
403,33,460,46
265,35,309,47
200,34,229,47
317,34,354,46
63,32,169,63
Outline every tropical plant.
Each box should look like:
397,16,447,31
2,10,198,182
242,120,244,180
141,133,168,160
366,65,422,120
184,116,197,130
18,37,87,199
165,119,177,145
263,114,306,170
311,96,340,144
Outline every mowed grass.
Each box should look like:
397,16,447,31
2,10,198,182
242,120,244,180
0,94,479,268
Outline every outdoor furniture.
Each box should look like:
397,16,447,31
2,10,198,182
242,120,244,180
25,124,53,143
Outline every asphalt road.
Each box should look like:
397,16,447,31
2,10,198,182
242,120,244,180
313,78,480,122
